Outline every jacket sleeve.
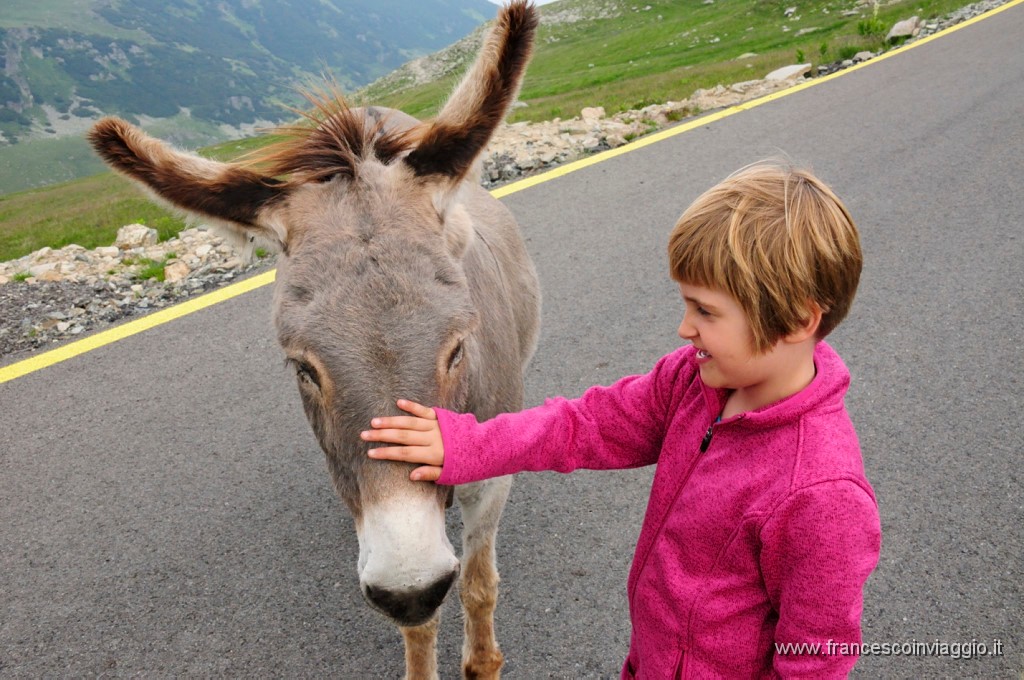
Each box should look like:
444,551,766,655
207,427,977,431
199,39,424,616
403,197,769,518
435,349,693,485
759,479,882,678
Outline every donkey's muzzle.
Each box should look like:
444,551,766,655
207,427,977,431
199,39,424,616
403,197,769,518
363,569,458,626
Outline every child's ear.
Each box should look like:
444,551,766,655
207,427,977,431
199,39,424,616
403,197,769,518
785,302,824,343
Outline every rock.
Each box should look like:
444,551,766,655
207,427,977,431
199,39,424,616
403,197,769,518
115,223,159,249
580,106,606,123
887,16,921,42
765,63,812,81
28,263,57,278
854,51,875,62
163,261,191,283
195,244,214,257
605,133,628,148
0,275,9,285
784,6,797,17
95,246,120,258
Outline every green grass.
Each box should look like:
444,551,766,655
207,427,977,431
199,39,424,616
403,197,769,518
363,0,975,123
0,172,186,261
0,0,152,39
0,133,274,262
134,256,172,282
0,0,984,262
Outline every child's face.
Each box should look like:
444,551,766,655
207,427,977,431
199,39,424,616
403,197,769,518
677,282,759,389
677,282,805,401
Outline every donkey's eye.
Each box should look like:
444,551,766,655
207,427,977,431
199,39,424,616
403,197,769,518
293,361,320,388
447,341,465,372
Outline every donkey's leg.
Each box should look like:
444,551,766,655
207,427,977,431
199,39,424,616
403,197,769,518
456,476,513,679
400,615,440,680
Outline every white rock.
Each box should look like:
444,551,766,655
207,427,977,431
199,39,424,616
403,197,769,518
115,223,159,249
0,275,8,285
765,63,812,81
886,16,920,41
28,263,57,277
854,51,875,61
96,246,120,258
163,261,191,283
580,106,606,123
605,134,628,148
195,244,214,257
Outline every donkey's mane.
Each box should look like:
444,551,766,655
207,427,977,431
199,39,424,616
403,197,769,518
248,87,419,185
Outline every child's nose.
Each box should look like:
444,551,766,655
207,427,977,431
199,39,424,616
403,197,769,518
677,317,696,340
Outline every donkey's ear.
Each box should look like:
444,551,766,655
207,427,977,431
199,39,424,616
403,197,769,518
88,117,290,249
404,0,537,185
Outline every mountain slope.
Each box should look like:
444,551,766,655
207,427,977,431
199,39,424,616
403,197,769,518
0,0,494,154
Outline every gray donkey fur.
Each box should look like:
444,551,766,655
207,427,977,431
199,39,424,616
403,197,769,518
88,2,541,678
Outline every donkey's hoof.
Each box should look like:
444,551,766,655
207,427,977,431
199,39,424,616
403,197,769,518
463,650,504,680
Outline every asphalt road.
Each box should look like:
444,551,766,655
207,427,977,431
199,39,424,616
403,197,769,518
2,5,1022,678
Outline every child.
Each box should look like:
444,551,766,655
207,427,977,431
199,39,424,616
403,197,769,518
361,161,881,678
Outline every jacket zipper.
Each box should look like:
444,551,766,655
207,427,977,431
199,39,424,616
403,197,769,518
699,423,715,453
628,416,719,599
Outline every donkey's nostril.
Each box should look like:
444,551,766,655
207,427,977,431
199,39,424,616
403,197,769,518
363,570,458,626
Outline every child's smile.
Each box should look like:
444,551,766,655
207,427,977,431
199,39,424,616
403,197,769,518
677,282,819,417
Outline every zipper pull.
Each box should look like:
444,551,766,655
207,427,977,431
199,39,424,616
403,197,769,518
699,424,714,453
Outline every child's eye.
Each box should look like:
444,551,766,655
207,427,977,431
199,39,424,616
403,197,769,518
697,306,712,317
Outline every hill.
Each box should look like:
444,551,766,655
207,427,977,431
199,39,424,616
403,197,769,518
0,0,494,193
0,0,987,262
357,0,974,124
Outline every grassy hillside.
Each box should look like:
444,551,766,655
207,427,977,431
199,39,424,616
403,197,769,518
0,0,982,262
363,0,975,123
0,136,266,261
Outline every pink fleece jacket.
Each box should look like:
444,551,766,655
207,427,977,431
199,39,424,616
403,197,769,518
435,342,881,678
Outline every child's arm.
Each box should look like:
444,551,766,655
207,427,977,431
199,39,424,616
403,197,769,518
761,480,882,677
363,347,695,483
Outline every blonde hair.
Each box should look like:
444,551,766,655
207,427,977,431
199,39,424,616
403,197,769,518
668,161,862,353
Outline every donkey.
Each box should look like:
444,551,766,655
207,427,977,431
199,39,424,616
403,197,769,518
87,2,540,678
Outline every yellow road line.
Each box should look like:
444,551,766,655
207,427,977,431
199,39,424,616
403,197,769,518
0,270,275,384
2,0,1019,386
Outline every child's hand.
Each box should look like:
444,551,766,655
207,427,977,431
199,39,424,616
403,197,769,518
361,399,445,482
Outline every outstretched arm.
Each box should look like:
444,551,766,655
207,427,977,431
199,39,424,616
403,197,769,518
362,399,445,481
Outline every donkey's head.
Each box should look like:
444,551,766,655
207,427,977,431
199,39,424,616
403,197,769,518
88,1,538,627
